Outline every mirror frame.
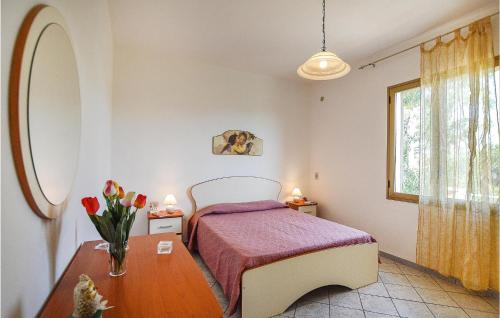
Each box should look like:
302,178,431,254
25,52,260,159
9,5,81,219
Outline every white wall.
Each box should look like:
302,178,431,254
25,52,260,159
111,46,311,237
1,2,498,316
308,13,499,262
1,1,113,317
309,49,420,262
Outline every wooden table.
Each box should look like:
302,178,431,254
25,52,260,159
38,233,222,317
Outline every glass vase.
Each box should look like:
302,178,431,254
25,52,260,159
108,242,127,277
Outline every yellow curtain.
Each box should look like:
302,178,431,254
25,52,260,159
417,18,499,292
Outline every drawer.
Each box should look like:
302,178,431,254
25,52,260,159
149,217,182,234
298,205,317,216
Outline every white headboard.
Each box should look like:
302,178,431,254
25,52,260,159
189,176,282,211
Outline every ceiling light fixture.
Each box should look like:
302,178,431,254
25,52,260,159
297,0,350,80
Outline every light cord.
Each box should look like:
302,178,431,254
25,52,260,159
321,0,326,51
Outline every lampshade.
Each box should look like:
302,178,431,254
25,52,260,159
297,51,350,80
163,194,177,206
297,0,350,81
291,188,303,197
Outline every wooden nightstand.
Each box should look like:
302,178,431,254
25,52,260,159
148,210,183,237
286,201,318,216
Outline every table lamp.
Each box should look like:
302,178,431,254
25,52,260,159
164,194,177,212
292,188,303,203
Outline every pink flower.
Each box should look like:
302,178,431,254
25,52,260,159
120,192,135,207
103,180,118,197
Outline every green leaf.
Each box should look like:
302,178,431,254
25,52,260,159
104,194,113,210
98,215,115,242
109,217,128,264
111,201,123,225
88,215,106,239
119,216,127,242
125,211,136,242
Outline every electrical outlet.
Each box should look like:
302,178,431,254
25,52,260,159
314,172,319,180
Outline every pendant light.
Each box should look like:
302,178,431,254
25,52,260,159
297,0,350,80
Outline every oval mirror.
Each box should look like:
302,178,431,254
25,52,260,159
10,5,81,219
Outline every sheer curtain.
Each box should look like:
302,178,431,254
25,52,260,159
416,18,499,292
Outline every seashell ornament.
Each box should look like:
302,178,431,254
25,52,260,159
72,274,110,318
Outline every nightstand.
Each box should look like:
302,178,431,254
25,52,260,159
148,210,183,237
286,201,318,216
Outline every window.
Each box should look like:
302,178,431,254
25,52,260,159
387,57,499,203
387,79,421,203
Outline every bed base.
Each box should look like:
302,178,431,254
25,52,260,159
241,242,378,318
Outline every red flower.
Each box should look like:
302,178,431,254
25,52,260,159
118,186,125,199
134,194,147,209
81,197,100,215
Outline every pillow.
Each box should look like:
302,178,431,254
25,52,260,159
197,200,286,216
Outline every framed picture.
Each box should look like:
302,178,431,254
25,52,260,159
212,130,263,156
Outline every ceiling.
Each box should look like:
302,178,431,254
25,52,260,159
108,0,497,80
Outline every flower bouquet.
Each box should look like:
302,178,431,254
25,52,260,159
81,180,147,277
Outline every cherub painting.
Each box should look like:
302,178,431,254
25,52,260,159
212,130,263,156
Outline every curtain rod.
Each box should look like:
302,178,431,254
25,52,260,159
358,12,499,70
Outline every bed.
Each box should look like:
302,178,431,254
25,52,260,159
187,176,378,318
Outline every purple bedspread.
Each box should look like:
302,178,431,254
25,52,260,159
187,200,376,315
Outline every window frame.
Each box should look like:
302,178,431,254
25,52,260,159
387,78,421,204
386,56,498,204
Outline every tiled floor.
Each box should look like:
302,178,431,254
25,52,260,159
191,253,499,318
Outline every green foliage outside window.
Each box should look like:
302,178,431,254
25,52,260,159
398,87,420,195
